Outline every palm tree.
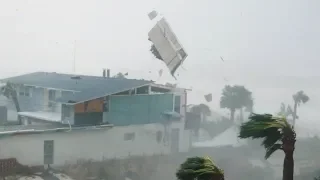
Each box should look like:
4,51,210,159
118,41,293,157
292,90,309,126
189,104,211,138
278,103,294,117
220,85,253,122
190,104,211,121
1,82,22,124
238,113,296,180
176,156,224,180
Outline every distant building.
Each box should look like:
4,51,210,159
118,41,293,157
0,71,191,166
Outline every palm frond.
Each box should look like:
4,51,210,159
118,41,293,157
301,94,309,103
176,156,224,180
265,143,282,159
239,113,294,158
293,90,310,104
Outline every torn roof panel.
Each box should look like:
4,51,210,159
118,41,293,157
148,17,188,77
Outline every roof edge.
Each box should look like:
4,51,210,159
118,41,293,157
64,82,154,105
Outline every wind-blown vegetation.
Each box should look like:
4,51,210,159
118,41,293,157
1,82,22,124
220,85,253,123
239,113,296,180
176,156,224,180
292,90,309,126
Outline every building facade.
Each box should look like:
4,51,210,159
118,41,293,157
0,72,191,166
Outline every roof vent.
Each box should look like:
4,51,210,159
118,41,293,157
71,76,81,80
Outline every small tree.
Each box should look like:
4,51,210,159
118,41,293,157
176,156,224,180
1,82,22,124
189,104,211,138
190,104,211,121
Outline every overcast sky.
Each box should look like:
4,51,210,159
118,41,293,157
1,0,320,122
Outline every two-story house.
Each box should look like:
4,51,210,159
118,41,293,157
0,71,191,166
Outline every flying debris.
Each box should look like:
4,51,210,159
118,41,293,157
204,93,212,102
148,10,158,20
148,13,188,78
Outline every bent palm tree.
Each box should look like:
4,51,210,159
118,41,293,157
176,156,224,180
238,113,296,180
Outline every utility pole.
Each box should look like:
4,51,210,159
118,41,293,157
73,40,76,73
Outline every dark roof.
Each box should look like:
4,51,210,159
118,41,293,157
1,72,152,103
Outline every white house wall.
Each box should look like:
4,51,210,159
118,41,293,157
0,123,190,166
173,90,190,152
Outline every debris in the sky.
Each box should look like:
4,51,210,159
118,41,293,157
148,10,158,20
204,93,212,102
148,16,188,78
220,56,224,62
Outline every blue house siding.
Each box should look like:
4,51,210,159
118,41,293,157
103,94,174,126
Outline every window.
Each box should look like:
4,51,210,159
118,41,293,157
124,132,135,141
174,96,181,113
19,86,32,97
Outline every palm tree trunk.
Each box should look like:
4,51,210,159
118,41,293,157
282,136,295,180
230,109,235,122
292,101,297,126
11,94,22,125
282,151,294,180
240,108,244,123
